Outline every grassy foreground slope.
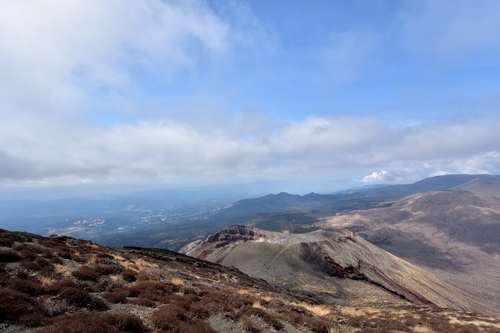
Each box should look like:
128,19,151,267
1,228,499,332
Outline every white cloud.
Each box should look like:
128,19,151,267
1,115,500,187
0,0,230,115
362,170,389,183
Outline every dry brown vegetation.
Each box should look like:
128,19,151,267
152,304,215,333
72,265,100,281
39,312,148,333
0,247,21,262
1,228,499,333
59,287,108,311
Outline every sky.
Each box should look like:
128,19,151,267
2,0,500,197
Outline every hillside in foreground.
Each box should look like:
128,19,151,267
1,228,500,333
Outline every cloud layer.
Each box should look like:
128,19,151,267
2,1,500,189
2,115,500,186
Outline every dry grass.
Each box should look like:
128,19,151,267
39,275,57,287
289,301,332,316
170,277,185,286
54,263,74,277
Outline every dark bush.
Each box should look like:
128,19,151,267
196,288,253,314
128,281,177,301
96,252,114,260
0,248,21,262
73,255,89,263
20,312,47,327
242,318,261,333
16,270,29,279
94,264,122,275
58,250,72,259
230,305,284,331
0,287,42,322
152,305,187,330
103,290,128,304
40,312,148,333
122,270,137,282
49,254,63,265
175,320,215,333
128,297,156,307
45,279,78,295
0,237,14,247
59,287,108,311
287,310,328,333
104,312,149,332
18,248,37,261
21,257,54,274
153,304,214,332
10,278,46,296
72,266,99,281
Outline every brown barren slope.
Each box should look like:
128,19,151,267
319,186,500,316
182,226,487,314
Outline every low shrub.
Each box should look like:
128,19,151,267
103,290,128,304
18,248,38,261
105,312,149,332
0,287,42,322
152,304,214,332
127,281,177,301
242,318,261,333
128,297,156,307
59,287,108,311
122,269,137,282
20,312,47,327
94,264,122,275
0,248,21,262
196,288,253,314
0,237,14,247
39,312,148,333
152,304,186,329
175,320,215,333
58,250,72,259
287,311,328,333
72,266,99,281
21,257,54,273
226,305,284,331
45,279,78,295
10,278,46,296
96,252,114,260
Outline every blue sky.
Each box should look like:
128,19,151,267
1,0,500,196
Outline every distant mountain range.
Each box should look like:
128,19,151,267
96,174,500,249
185,174,500,316
211,174,498,223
